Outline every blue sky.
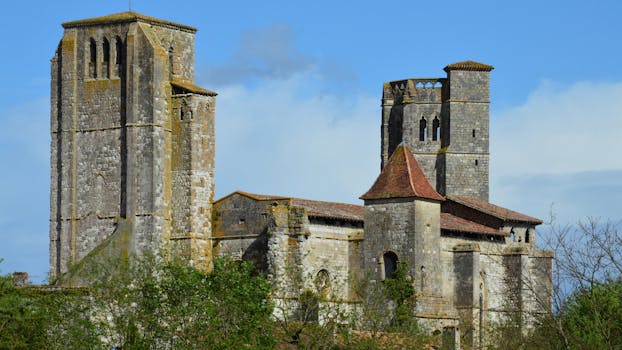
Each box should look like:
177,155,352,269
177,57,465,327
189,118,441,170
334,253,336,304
1,0,621,283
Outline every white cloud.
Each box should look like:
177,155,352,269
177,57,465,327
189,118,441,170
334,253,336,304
491,80,622,177
490,80,622,223
203,24,314,86
214,70,379,204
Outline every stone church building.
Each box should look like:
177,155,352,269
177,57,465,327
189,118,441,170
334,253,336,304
50,12,552,347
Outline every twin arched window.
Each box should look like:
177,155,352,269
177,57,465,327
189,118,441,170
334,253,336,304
419,116,441,142
87,36,124,79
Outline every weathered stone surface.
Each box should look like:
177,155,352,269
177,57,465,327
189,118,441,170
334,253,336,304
50,12,215,279
50,13,553,350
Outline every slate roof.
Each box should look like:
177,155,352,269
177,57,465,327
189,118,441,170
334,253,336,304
447,195,543,224
360,144,444,201
443,60,494,72
440,213,506,236
62,11,197,32
216,191,365,222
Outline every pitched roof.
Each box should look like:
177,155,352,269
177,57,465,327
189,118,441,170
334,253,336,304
360,144,444,201
62,11,197,33
290,198,365,222
215,191,364,222
440,213,506,236
443,60,494,72
171,79,217,96
447,195,543,224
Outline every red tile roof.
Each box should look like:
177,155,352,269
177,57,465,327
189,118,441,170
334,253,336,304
447,195,543,224
215,191,364,222
290,198,364,222
443,60,494,72
360,145,444,201
441,213,506,236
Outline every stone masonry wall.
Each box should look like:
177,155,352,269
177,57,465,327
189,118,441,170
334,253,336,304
379,68,491,201
50,16,215,279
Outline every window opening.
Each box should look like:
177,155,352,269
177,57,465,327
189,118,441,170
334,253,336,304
102,38,110,78
383,251,398,279
475,159,479,166
472,129,476,138
315,269,331,297
115,37,124,77
88,38,97,78
432,116,440,141
419,117,427,141
168,46,175,78
525,229,531,243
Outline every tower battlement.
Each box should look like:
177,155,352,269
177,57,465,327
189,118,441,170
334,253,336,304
381,61,493,200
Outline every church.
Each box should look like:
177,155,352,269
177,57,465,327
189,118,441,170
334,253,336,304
49,12,552,347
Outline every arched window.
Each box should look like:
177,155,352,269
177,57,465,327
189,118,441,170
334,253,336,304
510,228,516,242
315,269,331,297
102,38,110,78
115,36,124,77
419,117,427,141
525,229,531,243
432,116,440,141
88,38,97,78
383,251,398,279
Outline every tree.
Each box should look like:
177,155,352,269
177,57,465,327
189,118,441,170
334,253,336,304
490,218,622,350
86,255,276,349
0,260,102,349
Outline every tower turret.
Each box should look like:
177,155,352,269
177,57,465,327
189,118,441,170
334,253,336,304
50,12,216,280
380,60,493,200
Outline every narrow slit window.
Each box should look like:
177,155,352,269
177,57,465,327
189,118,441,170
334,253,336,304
432,116,440,141
115,36,124,78
472,129,476,138
115,37,123,64
168,46,175,78
475,159,479,166
88,38,97,79
102,38,110,78
419,117,427,141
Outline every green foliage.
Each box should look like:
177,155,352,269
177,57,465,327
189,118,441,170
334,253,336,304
349,261,432,349
383,261,417,332
0,257,275,349
561,278,622,349
88,256,276,349
0,264,102,349
489,279,622,350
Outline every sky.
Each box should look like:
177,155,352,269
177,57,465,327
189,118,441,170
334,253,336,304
0,0,621,283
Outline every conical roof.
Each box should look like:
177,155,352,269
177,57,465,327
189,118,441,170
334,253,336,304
443,60,494,72
360,144,444,201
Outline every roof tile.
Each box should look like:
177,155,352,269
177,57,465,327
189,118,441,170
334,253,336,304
441,213,506,236
443,60,494,72
216,191,364,222
360,144,444,201
447,195,543,224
